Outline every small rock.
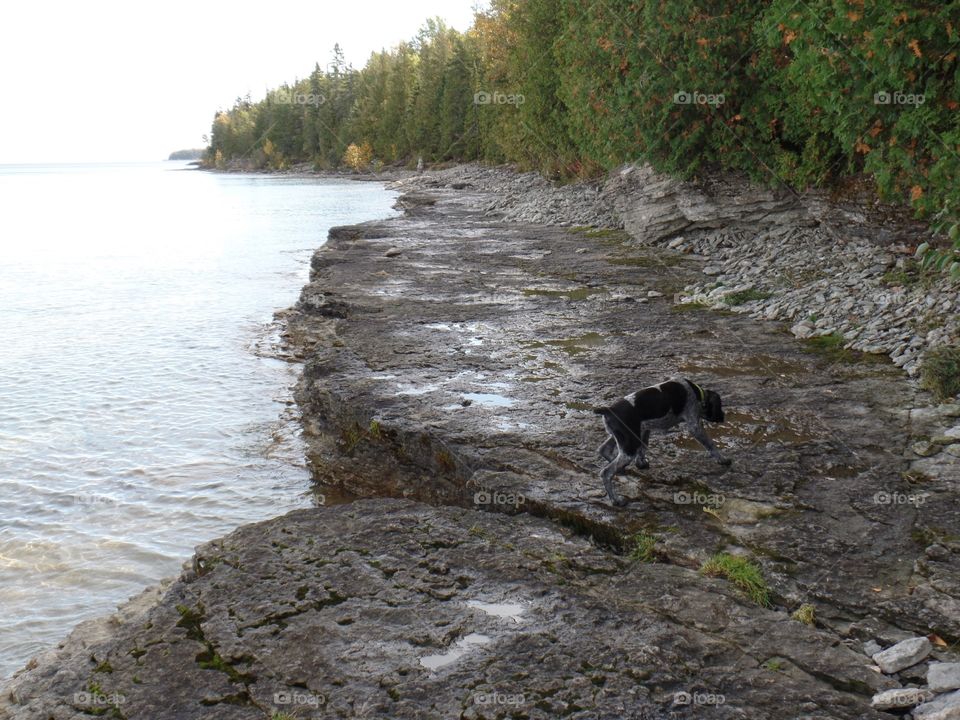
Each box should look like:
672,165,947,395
912,441,941,458
575,247,588,254
791,321,815,339
940,404,960,417
914,689,960,720
929,663,960,693
863,640,883,657
668,237,685,249
647,290,664,298
946,444,960,458
873,637,932,674
385,247,402,257
925,544,950,560
703,265,722,276
871,687,935,710
944,425,960,440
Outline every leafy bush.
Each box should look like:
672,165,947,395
206,0,960,224
920,346,960,401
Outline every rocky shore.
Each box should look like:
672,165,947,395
4,164,959,719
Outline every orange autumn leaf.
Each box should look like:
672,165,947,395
948,100,960,110
929,634,948,647
854,140,871,154
784,29,798,44
894,12,909,26
847,11,861,22
908,39,922,58
696,37,709,47
868,123,883,138
910,185,924,202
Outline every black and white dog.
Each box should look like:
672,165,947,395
594,378,730,506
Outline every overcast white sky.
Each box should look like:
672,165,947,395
0,1,481,163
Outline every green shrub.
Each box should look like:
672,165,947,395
920,346,960,401
207,0,960,221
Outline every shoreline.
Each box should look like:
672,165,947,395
4,164,959,719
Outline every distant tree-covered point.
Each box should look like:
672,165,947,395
168,149,205,160
205,2,959,219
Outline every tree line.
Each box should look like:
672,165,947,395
206,0,959,220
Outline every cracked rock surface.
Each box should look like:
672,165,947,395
0,500,909,720
5,168,960,719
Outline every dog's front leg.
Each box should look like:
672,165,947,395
635,426,650,469
687,420,731,466
600,450,633,506
597,436,617,462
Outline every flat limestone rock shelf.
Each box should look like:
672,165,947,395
0,500,900,720
6,177,959,720
288,183,960,651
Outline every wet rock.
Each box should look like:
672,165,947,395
914,689,960,720
929,663,960,692
871,687,935,709
0,500,895,720
384,247,402,257
913,441,942,457
872,637,932,674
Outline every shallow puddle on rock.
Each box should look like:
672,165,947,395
680,354,809,379
523,332,608,357
668,410,814,450
467,600,525,623
396,383,442,396
419,633,491,670
463,392,515,407
521,287,600,301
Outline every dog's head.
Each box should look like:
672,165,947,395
703,390,725,423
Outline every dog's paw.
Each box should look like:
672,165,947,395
718,457,732,466
612,497,628,507
635,460,649,470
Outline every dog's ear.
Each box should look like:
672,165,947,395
705,391,725,423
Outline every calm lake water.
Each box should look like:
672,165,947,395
0,162,398,680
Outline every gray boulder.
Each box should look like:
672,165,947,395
872,637,933,674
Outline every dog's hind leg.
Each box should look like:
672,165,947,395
634,426,650,470
687,420,731,466
600,448,635,506
598,436,617,462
